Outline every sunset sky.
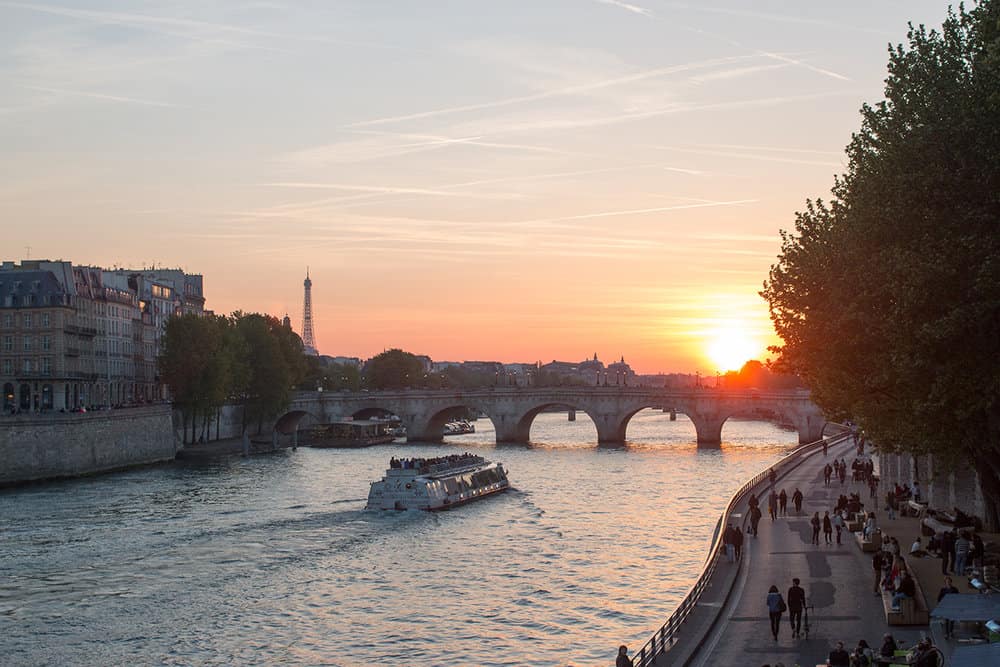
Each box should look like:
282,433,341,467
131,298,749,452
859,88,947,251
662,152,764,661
0,1,948,373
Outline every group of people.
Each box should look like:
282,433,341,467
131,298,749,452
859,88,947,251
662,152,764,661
388,452,482,472
823,458,854,486
821,634,941,667
722,522,745,561
744,487,805,537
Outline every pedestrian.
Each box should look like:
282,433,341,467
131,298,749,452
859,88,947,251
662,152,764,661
940,530,955,574
735,526,744,560
750,505,762,537
828,640,850,667
823,511,833,544
811,512,821,545
937,576,959,638
792,487,803,513
749,493,759,512
768,491,778,522
766,584,786,641
972,533,985,570
838,461,847,485
833,511,845,545
872,549,885,596
954,531,971,576
787,577,806,638
723,522,736,563
779,489,788,516
824,463,833,486
823,439,828,456
616,644,633,667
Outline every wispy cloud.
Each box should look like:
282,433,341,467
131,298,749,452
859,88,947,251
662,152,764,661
259,181,520,201
595,0,652,17
654,145,842,168
344,54,763,127
19,84,183,108
515,199,757,228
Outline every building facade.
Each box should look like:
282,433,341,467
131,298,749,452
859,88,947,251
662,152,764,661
1,260,205,412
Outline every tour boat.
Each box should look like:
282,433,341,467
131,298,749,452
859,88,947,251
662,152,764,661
365,454,510,510
307,420,396,448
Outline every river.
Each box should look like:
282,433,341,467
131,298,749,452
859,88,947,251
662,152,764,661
1,410,797,666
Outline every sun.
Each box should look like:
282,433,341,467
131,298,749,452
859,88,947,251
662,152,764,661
706,326,759,372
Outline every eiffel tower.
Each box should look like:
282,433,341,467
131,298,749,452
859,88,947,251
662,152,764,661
301,268,319,356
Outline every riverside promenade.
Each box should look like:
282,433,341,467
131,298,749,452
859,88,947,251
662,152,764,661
663,437,928,666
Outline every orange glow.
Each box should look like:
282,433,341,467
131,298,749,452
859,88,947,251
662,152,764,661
705,325,760,372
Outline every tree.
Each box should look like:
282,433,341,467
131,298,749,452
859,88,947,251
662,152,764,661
363,349,427,389
761,1,1000,528
230,312,306,434
159,313,234,443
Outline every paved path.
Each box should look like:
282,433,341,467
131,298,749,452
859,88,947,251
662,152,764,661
690,439,927,667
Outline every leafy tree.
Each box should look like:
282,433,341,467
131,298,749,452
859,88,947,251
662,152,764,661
762,1,1000,528
159,313,234,443
230,312,306,434
363,349,427,389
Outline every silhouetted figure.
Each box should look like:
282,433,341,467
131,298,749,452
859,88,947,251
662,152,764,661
616,645,633,667
792,488,803,513
786,577,806,638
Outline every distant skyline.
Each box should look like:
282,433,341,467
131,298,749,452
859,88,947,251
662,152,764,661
0,1,949,373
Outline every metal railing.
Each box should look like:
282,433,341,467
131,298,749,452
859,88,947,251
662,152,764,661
630,427,853,667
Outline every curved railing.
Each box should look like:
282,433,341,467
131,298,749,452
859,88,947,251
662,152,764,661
630,426,853,666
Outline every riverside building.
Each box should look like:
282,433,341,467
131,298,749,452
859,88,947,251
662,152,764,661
1,260,205,412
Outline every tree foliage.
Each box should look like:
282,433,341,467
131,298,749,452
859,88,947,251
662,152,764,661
761,1,1000,527
159,311,307,440
362,349,428,389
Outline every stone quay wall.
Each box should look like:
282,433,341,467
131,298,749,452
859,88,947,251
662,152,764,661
877,450,986,520
0,405,178,485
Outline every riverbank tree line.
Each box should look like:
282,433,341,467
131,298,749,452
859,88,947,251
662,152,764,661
159,312,305,443
761,1,1000,529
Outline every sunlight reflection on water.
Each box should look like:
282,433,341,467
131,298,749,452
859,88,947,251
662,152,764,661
1,410,797,666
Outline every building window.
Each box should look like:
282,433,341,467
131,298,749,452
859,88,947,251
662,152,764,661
23,314,32,328
42,313,50,327
2,314,10,328
23,336,32,352
41,358,51,376
22,358,31,374
41,335,51,351
2,336,11,352
2,359,11,375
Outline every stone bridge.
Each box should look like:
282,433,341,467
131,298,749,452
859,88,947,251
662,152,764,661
272,387,826,447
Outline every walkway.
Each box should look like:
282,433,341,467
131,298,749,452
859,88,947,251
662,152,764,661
685,438,927,666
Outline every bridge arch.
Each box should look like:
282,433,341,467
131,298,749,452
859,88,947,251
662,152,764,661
274,410,321,435
406,402,495,443
496,401,599,444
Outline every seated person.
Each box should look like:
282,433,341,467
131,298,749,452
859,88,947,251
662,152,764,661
910,638,939,667
909,537,927,557
827,640,850,667
891,571,916,610
878,634,898,660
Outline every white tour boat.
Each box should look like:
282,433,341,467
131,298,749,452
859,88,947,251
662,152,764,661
365,454,510,511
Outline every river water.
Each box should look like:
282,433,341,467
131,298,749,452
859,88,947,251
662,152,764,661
1,410,797,666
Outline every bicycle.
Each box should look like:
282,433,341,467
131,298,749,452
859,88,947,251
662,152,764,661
802,599,813,639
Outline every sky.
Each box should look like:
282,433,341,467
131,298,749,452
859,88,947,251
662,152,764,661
0,1,951,373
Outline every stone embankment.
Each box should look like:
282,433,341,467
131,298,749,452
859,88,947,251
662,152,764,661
0,406,177,485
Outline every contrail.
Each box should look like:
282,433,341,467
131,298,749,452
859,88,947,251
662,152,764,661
595,0,652,17
20,84,182,108
344,54,763,127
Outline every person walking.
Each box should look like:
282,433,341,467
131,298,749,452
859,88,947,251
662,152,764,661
937,576,959,638
723,522,737,563
823,511,833,545
616,644,633,667
792,487,803,514
824,463,833,486
778,489,788,516
833,511,845,545
768,491,778,522
954,531,972,576
872,549,885,596
838,460,847,485
811,512,821,545
750,504,763,537
786,577,806,638
766,585,785,641
940,530,955,574
734,526,744,560
823,439,828,456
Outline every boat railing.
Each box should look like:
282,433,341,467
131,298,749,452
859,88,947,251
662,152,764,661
420,456,486,475
629,426,854,667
